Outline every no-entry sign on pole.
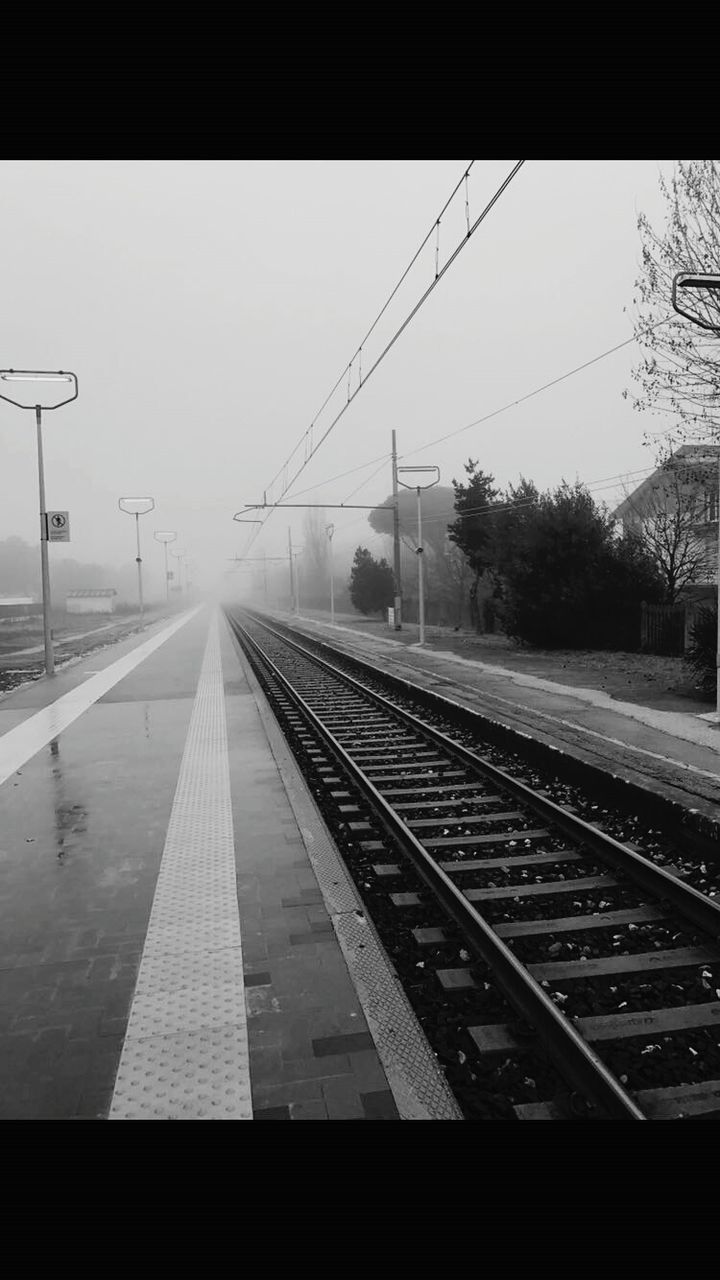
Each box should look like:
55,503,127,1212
45,510,70,542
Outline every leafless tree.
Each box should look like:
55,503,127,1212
627,160,720,441
620,452,716,603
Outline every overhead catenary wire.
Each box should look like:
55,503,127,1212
295,162,525,483
235,218,670,565
242,161,526,558
279,317,672,523
294,163,477,439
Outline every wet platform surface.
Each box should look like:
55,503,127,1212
0,605,455,1120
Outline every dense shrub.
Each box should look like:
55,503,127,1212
686,606,718,688
498,485,664,649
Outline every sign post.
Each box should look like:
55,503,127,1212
0,369,79,678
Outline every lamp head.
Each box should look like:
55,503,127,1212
0,369,79,410
119,497,155,516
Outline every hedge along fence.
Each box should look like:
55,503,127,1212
640,602,686,655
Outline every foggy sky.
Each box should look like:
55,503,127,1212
0,160,675,596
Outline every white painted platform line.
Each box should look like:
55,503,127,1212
0,606,204,787
109,612,251,1120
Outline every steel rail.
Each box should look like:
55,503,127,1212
242,610,720,939
227,610,647,1120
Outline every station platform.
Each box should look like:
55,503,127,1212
0,605,458,1121
282,613,720,834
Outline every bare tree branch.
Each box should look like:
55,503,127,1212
627,161,720,437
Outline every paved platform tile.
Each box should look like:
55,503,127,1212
110,615,251,1121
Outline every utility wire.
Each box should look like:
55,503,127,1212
239,457,652,568
252,161,524,528
400,317,672,461
288,452,390,501
237,204,664,562
386,466,657,532
262,162,476,501
291,163,477,441
297,162,525,482
275,313,670,519
341,454,392,504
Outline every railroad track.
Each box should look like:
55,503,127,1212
226,607,720,1120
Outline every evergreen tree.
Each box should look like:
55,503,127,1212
348,547,395,616
447,460,500,629
497,482,664,649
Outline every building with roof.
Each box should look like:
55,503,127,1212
0,596,40,620
613,444,719,590
65,589,118,615
613,444,719,651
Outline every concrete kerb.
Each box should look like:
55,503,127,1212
282,612,720,755
277,612,720,853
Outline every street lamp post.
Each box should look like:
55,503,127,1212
671,272,720,720
177,555,190,594
293,552,303,616
391,429,403,629
169,547,186,595
119,497,155,622
326,523,335,626
287,528,296,614
154,530,177,602
0,369,79,677
397,465,440,646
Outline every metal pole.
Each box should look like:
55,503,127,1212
328,529,335,626
263,550,268,604
392,429,402,630
716,453,720,716
417,485,425,645
288,528,295,614
35,405,54,677
295,554,301,616
164,543,170,602
135,513,144,621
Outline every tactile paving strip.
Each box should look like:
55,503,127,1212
333,911,462,1121
110,613,251,1120
227,617,462,1121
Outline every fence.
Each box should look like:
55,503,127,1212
640,602,686,655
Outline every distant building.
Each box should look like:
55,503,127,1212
0,595,40,620
66,589,118,615
613,443,719,589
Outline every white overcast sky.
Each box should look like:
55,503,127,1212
0,159,676,590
